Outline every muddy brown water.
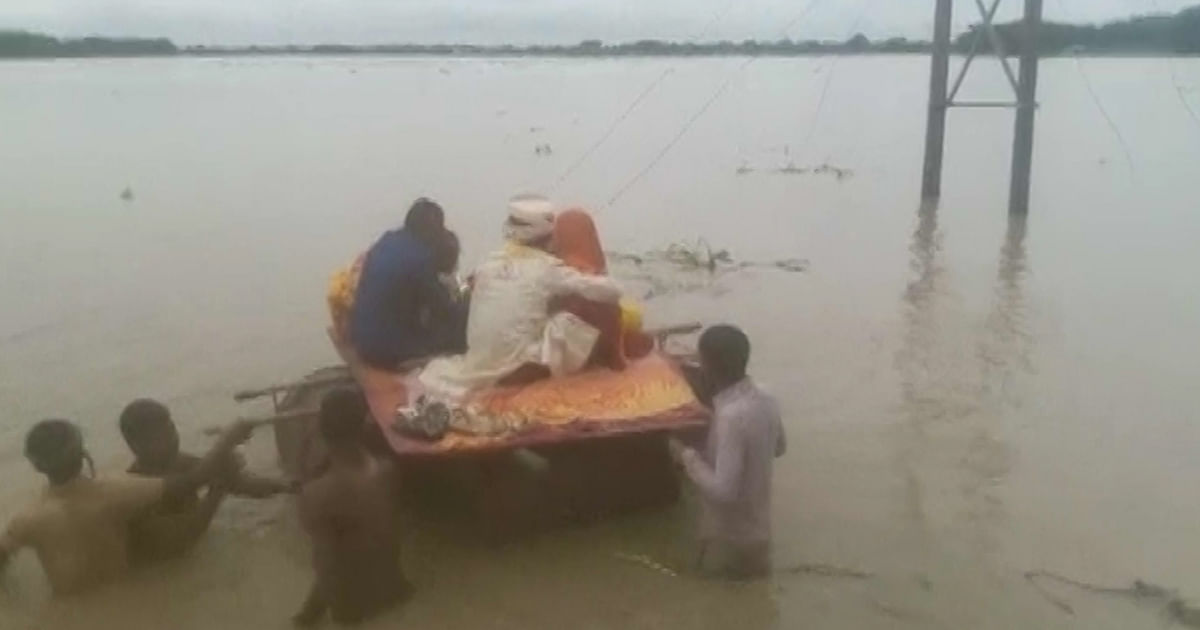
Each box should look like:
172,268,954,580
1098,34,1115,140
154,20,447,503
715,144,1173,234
1,56,1199,628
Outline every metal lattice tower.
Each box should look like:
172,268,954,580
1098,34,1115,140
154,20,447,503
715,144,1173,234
921,0,1044,215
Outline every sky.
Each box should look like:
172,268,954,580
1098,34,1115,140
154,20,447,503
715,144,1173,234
0,0,1195,46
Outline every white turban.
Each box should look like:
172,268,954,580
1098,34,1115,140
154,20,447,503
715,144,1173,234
504,194,556,244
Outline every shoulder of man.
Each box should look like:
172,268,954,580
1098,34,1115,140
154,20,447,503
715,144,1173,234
724,383,780,423
97,473,166,514
175,453,204,472
2,503,42,545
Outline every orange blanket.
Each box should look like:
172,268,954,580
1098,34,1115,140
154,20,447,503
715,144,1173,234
351,353,707,455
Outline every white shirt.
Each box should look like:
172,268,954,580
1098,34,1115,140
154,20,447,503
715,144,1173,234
419,243,620,400
681,378,786,544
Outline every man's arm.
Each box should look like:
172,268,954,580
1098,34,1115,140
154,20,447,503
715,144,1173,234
229,472,294,499
298,482,339,579
0,520,26,576
131,485,229,562
775,415,787,459
546,263,622,303
680,418,747,505
162,420,255,505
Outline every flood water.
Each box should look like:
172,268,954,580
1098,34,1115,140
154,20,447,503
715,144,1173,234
1,55,1198,628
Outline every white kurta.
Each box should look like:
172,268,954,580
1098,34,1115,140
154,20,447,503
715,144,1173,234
418,243,621,401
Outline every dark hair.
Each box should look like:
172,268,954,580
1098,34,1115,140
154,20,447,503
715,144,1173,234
25,419,86,482
319,387,368,445
698,325,751,383
404,198,445,240
119,398,171,445
435,230,460,274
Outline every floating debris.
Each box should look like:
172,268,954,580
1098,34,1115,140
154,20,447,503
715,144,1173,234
774,258,809,273
612,552,679,577
811,162,854,180
778,562,874,580
735,161,854,181
612,552,872,581
1024,570,1200,628
608,239,808,300
534,143,554,156
119,186,134,202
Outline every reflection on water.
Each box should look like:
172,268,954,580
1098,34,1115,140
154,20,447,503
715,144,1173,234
979,213,1033,405
894,202,1034,560
894,200,944,531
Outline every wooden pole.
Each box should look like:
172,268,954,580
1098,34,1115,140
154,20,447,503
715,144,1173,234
921,0,954,200
1009,0,1043,215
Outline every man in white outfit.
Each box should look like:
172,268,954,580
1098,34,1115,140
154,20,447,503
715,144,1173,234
419,194,622,400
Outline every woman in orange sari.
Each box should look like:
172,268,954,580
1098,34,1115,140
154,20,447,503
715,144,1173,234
552,209,652,370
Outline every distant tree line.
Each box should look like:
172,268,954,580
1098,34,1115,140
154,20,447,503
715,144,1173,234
0,30,176,57
176,36,929,57
2,5,1198,59
956,6,1200,54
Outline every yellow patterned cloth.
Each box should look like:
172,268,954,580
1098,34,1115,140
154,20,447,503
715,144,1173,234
326,253,365,341
430,353,700,451
469,353,696,424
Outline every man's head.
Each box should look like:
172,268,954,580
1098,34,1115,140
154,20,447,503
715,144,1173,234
25,419,89,485
119,399,180,470
504,194,555,250
435,230,460,274
698,325,751,388
319,387,367,447
404,197,446,245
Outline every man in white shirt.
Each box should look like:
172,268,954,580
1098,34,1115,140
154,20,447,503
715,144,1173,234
670,325,786,579
419,194,622,400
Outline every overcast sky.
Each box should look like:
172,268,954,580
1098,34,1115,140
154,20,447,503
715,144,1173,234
1,0,1194,46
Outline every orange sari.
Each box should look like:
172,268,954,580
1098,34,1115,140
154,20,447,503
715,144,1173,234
553,209,650,370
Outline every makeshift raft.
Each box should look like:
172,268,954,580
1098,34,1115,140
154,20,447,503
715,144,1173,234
237,326,709,541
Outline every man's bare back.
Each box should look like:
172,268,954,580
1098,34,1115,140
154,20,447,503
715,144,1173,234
294,387,410,627
1,475,163,595
297,453,408,625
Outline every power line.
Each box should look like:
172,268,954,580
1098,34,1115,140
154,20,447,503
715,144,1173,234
799,0,874,155
551,0,742,190
601,0,830,207
1054,0,1137,175
553,67,676,188
604,58,754,207
1069,54,1137,174
1145,0,1200,134
1168,62,1200,133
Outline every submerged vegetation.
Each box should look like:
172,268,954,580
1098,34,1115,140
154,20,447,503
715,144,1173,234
609,240,808,300
737,162,854,180
2,6,1199,59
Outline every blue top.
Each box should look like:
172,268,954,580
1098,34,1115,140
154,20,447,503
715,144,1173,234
349,228,450,367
